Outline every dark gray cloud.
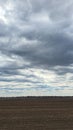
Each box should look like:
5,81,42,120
0,0,73,69
9,32,73,68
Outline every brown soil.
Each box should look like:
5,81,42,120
0,97,73,130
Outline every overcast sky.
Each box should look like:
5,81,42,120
0,0,73,97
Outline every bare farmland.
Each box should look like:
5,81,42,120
0,97,73,130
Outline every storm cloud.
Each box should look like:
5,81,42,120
0,0,73,96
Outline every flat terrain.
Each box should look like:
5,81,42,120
0,97,73,130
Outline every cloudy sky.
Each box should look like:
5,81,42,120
0,0,73,97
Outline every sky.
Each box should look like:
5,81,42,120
0,0,73,97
